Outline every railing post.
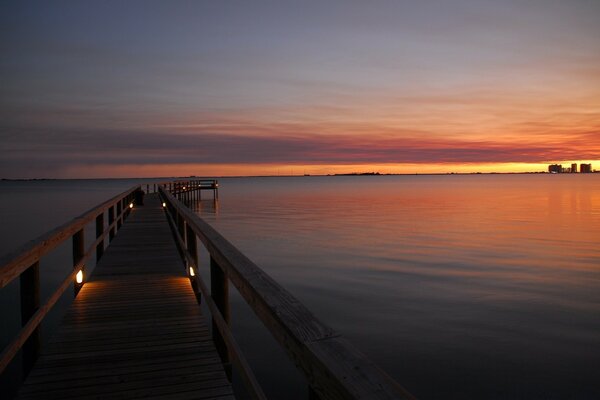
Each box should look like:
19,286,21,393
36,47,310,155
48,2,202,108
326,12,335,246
108,205,115,241
19,261,40,378
135,189,144,206
123,198,129,219
116,201,122,230
211,256,231,380
177,213,185,245
95,213,104,262
186,224,201,303
73,229,84,296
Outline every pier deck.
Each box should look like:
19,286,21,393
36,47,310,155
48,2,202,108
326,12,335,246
16,194,234,399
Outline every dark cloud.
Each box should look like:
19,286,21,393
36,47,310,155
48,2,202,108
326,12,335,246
2,127,598,177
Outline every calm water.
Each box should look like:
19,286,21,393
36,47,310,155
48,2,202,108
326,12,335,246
1,175,599,399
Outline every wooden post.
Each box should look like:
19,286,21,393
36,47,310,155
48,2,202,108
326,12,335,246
135,189,144,206
20,261,41,378
108,205,115,241
186,224,201,304
146,184,149,193
95,213,104,262
177,213,185,245
211,256,231,380
116,201,122,230
73,229,84,296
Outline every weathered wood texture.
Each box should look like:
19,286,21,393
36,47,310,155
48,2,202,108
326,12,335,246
160,188,416,400
16,194,234,400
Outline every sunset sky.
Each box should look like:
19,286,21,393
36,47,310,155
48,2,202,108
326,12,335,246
1,1,599,178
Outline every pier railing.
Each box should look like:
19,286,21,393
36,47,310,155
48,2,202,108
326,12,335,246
160,186,415,400
0,185,143,377
143,179,218,198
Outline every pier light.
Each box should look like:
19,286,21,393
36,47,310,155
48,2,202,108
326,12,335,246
162,202,166,208
129,203,133,209
183,186,186,190
76,270,84,284
189,266,195,277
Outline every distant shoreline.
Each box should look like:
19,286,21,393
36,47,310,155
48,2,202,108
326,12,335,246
2,171,598,181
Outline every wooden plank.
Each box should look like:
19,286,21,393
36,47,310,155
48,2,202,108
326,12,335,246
16,194,234,399
25,357,223,383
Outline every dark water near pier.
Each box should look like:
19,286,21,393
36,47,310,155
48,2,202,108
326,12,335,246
1,175,599,399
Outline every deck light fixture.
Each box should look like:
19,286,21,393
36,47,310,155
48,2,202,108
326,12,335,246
129,203,133,209
183,186,186,190
76,270,84,284
189,267,195,277
162,202,166,208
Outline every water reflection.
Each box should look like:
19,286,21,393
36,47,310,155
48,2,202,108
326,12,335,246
1,176,598,399
185,196,219,216
195,175,600,399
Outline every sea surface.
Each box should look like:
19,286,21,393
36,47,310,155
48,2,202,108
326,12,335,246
1,175,599,399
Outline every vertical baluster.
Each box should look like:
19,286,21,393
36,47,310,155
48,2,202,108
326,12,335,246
108,206,115,241
135,188,144,206
186,224,201,303
177,213,185,245
20,261,40,377
123,198,129,219
116,201,122,230
211,256,231,380
96,213,104,262
73,229,85,296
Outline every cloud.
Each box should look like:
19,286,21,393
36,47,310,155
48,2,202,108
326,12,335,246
2,127,599,177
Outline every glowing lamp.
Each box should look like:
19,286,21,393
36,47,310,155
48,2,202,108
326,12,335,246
189,267,195,277
129,203,133,209
162,202,166,208
183,186,186,190
76,270,83,284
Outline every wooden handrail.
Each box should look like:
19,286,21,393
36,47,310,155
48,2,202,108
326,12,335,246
163,201,267,400
160,187,415,400
0,185,141,377
0,186,141,288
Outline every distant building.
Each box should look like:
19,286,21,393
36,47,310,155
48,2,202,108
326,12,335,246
571,163,578,173
548,164,562,173
580,163,592,173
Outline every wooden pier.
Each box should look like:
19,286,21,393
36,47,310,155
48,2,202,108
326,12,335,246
0,180,415,400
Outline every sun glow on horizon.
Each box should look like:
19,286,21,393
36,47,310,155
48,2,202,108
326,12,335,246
50,160,598,179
